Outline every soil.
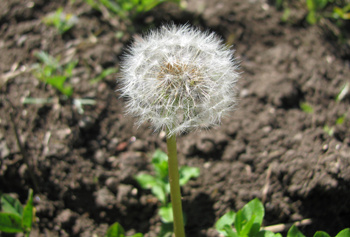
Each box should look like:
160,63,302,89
1,0,350,236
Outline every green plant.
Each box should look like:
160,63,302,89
83,0,181,20
300,102,314,113
135,150,200,206
105,222,143,237
215,198,350,237
333,3,350,20
42,7,78,34
306,0,329,24
32,51,77,97
0,189,34,237
90,67,119,84
135,149,199,236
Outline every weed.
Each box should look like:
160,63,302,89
83,0,182,20
0,189,35,237
32,51,77,97
42,7,78,34
134,149,199,236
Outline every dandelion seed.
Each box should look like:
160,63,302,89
119,24,240,137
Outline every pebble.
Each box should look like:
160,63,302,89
105,177,119,193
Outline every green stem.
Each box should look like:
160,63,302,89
166,132,185,237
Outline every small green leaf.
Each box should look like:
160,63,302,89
335,83,349,102
179,166,200,186
0,194,23,216
306,11,318,25
46,75,73,97
242,198,264,237
300,102,314,113
240,214,256,236
134,174,158,189
105,222,125,237
235,209,244,235
335,228,350,237
323,125,334,136
159,222,174,237
151,184,167,205
223,224,239,237
152,150,169,180
131,233,144,237
315,0,328,10
90,67,118,84
34,51,60,70
64,60,78,77
215,210,236,236
0,212,23,233
159,203,173,223
22,189,34,233
336,114,346,125
313,231,331,237
256,230,283,237
287,225,306,237
306,0,315,11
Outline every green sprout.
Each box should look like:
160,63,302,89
335,82,349,102
42,7,78,34
134,149,199,236
135,150,200,206
332,4,350,20
0,189,35,237
300,102,314,113
215,199,350,237
90,67,119,85
323,114,346,136
83,0,182,20
32,51,77,97
105,222,143,237
306,0,329,25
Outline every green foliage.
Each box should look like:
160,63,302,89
105,222,143,237
333,4,350,20
90,67,119,84
32,51,78,97
216,199,350,237
0,189,34,237
42,7,78,34
135,149,200,206
276,0,350,26
306,0,328,24
134,149,199,236
335,83,349,102
216,199,265,237
300,102,314,113
83,0,181,20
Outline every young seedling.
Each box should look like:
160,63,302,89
42,7,78,34
215,199,350,237
300,102,314,114
0,189,35,237
32,51,77,97
104,222,143,237
135,149,199,236
306,0,329,25
83,0,182,20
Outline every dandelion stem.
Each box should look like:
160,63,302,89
166,131,185,237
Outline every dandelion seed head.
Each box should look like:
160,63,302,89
119,24,240,137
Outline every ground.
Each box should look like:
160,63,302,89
1,0,350,236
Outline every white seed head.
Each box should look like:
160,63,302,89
119,24,240,137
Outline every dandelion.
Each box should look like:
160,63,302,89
119,24,240,137
119,24,240,237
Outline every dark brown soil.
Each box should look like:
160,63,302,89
1,0,350,236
